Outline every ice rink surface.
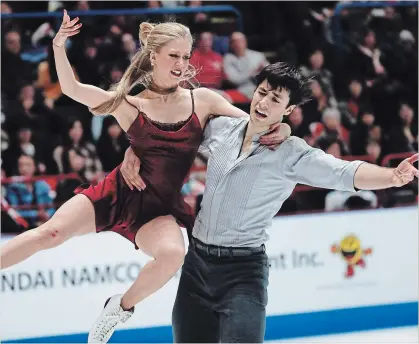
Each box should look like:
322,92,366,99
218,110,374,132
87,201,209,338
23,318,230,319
269,326,418,343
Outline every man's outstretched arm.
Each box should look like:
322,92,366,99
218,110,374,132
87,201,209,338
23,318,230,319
281,137,418,191
354,155,418,190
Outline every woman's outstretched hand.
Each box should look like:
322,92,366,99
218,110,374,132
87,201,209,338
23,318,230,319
52,9,82,47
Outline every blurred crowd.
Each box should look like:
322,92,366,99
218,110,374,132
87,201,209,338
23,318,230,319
1,1,418,231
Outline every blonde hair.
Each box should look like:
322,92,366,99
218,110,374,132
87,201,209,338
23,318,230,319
91,21,196,115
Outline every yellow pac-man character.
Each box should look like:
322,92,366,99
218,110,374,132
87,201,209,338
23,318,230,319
331,234,372,278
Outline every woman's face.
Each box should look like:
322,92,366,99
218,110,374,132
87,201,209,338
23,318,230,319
69,121,83,143
108,123,122,138
364,31,376,48
20,85,34,101
18,155,36,177
366,142,381,161
349,80,362,98
18,128,32,143
309,50,324,70
369,125,382,141
152,37,192,87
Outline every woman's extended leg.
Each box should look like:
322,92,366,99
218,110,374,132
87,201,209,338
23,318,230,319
1,194,96,269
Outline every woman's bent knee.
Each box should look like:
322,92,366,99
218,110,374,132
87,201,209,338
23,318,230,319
158,243,185,271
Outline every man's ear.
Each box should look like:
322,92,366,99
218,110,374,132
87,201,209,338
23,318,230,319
284,105,296,117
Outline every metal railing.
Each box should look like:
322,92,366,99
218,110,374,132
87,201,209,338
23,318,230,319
1,5,244,31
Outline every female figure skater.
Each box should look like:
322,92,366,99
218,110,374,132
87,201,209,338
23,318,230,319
0,10,290,343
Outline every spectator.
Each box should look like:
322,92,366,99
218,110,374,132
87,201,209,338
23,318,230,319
6,154,55,228
396,30,417,106
54,118,103,182
368,6,403,42
368,124,383,148
286,106,311,141
3,127,46,177
348,29,387,88
110,15,137,39
76,0,90,11
190,32,224,90
350,110,376,155
316,135,378,211
147,0,161,7
316,135,345,159
55,149,87,204
121,33,138,62
343,78,371,123
4,83,53,135
366,140,382,164
1,2,12,13
69,40,102,87
99,62,126,90
35,43,81,106
302,78,331,123
1,1,13,31
385,103,417,154
1,103,10,155
96,116,129,172
223,32,269,102
1,30,34,99
313,108,350,153
1,129,9,156
93,59,127,140
300,49,337,107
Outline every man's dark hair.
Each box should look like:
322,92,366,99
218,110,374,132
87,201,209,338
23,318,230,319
255,62,312,106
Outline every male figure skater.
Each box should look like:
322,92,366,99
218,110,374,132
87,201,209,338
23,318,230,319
121,62,418,343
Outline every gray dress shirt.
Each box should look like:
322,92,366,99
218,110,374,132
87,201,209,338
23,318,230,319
193,116,364,247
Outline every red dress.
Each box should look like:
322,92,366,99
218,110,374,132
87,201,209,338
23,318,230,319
75,90,203,248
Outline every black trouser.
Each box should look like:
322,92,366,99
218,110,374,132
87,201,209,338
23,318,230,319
172,238,269,343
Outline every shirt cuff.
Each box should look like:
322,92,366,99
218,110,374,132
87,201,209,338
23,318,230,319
347,160,366,192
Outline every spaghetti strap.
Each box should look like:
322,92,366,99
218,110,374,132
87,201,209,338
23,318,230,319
190,89,195,115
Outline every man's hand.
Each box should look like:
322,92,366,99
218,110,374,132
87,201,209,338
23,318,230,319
259,123,291,150
391,154,419,187
120,147,146,191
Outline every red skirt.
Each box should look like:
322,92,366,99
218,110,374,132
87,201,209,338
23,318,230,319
74,166,195,249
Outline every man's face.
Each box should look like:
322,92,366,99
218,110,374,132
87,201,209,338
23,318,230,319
230,32,247,56
309,50,324,70
5,31,21,55
250,79,295,127
399,104,413,125
199,32,213,52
